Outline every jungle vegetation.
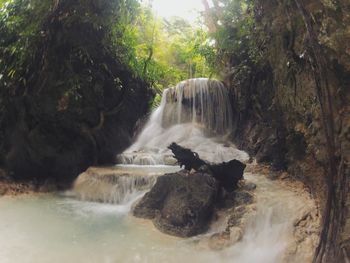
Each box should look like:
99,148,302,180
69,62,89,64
0,0,257,182
0,0,257,94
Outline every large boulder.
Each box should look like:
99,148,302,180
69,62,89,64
133,170,219,237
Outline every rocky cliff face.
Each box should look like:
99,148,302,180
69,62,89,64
227,0,350,262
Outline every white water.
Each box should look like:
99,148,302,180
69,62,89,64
72,165,181,204
222,172,307,263
117,78,249,165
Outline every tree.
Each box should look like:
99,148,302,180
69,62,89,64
0,0,153,185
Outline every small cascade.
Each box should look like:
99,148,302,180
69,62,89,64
72,168,155,204
117,78,249,165
72,166,181,204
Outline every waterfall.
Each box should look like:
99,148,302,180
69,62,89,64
72,78,247,204
117,78,249,165
72,166,181,204
161,78,233,133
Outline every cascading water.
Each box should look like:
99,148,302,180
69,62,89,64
72,165,181,204
161,78,233,133
73,168,157,204
117,78,249,165
0,78,318,263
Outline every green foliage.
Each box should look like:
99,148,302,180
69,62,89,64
0,0,50,94
207,0,265,73
0,0,156,180
115,5,214,93
0,0,154,127
0,0,214,102
0,0,136,95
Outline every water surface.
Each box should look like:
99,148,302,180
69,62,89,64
0,172,311,263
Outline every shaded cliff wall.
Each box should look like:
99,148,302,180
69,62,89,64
227,0,350,261
0,0,154,187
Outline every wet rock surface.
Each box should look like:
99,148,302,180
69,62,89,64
194,178,257,250
133,171,220,237
226,1,350,260
133,145,248,238
0,168,49,196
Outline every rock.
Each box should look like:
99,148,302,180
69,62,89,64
229,227,243,243
38,178,58,192
168,142,246,191
208,231,231,250
279,173,289,180
198,226,243,251
227,204,257,229
0,187,7,196
242,181,257,191
342,241,350,263
0,178,35,196
267,172,279,180
163,156,177,165
216,178,257,209
133,171,219,237
208,227,243,250
228,1,350,259
233,190,255,206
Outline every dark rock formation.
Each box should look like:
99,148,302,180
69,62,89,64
0,1,153,187
225,1,350,261
168,142,246,191
217,190,255,209
133,171,219,237
133,145,247,238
